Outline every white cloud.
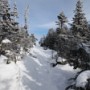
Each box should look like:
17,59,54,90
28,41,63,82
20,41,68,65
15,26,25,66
37,22,57,29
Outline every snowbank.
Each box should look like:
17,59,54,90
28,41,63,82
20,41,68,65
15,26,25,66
76,70,90,88
0,55,7,63
2,38,12,43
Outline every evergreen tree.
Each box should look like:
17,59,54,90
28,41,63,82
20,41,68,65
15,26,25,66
30,34,37,45
0,0,34,63
39,36,46,47
41,28,57,49
56,11,68,31
71,0,88,36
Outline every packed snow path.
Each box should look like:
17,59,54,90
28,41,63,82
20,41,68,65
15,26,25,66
0,45,77,90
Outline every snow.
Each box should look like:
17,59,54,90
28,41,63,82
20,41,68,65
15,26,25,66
76,70,90,88
0,45,78,90
0,55,7,63
0,62,20,90
2,38,12,44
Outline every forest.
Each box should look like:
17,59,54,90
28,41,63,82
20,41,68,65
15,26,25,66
0,0,90,90
40,0,90,90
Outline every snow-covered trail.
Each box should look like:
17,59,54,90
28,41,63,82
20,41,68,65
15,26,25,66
18,45,77,90
0,45,77,90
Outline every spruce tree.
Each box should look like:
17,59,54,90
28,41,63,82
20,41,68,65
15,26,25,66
0,0,34,63
71,0,88,36
56,11,67,30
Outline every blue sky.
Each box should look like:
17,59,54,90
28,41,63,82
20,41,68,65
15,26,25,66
10,0,90,40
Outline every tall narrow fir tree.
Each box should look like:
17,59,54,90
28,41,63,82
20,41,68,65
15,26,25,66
71,0,88,36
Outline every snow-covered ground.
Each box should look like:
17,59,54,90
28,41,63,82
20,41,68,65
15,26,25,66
0,45,78,90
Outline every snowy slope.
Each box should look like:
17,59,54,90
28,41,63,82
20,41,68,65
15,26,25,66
0,45,78,90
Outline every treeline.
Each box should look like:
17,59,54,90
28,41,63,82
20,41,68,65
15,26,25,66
0,0,36,64
40,0,90,90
